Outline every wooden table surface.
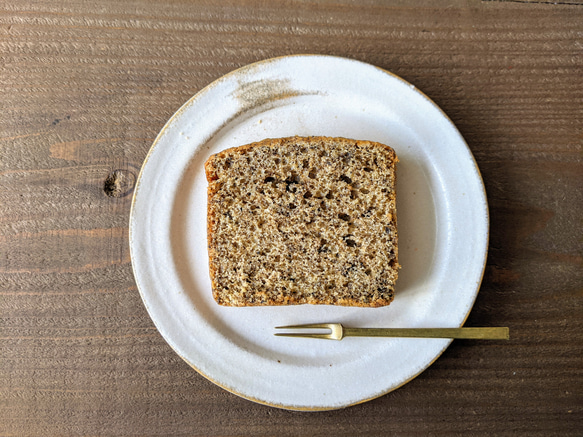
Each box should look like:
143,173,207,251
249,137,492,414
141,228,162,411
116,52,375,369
1,1,582,435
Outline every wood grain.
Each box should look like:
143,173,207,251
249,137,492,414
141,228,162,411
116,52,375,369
1,0,582,435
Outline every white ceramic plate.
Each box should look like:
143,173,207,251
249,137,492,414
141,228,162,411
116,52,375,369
129,55,488,411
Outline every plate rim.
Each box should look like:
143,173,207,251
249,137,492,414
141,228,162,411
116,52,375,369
129,54,489,411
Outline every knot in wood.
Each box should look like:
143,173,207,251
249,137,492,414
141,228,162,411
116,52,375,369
104,169,136,198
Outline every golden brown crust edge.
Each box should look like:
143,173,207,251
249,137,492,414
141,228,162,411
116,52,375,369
205,136,397,181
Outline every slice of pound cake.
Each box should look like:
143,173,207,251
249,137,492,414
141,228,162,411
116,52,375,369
204,136,399,307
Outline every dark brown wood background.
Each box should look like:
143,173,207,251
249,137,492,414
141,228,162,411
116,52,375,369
1,1,582,435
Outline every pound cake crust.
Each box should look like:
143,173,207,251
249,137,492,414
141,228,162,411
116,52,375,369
205,136,399,307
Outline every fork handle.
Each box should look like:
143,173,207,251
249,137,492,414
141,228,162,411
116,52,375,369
344,327,509,340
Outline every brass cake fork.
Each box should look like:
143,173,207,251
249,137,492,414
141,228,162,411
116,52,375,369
275,323,509,340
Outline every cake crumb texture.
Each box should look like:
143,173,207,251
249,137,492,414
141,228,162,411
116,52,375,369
205,136,399,307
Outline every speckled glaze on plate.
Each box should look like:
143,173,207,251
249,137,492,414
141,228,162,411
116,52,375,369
129,55,489,411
